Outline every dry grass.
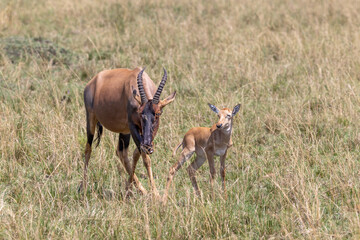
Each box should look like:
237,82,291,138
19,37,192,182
1,0,360,238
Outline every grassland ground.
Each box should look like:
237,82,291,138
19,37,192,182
0,0,360,238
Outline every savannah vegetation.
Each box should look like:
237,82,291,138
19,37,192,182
0,0,359,238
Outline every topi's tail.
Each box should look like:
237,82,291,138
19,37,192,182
94,122,103,148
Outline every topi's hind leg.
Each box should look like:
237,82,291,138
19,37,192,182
187,154,206,197
163,147,194,203
79,111,97,193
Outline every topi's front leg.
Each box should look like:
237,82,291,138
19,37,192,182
141,152,160,199
128,148,147,196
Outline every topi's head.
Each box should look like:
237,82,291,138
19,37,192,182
133,68,176,154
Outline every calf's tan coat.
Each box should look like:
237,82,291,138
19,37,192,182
163,104,240,203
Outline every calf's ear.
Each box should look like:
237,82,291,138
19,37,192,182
232,104,241,116
208,103,219,114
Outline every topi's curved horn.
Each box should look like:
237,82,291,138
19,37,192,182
153,68,167,104
137,67,147,104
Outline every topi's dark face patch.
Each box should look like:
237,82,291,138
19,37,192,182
138,100,161,154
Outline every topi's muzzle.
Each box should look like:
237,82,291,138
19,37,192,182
140,144,154,155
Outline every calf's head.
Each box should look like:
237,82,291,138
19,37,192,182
208,103,241,130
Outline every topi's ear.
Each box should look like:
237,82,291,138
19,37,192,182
132,87,142,105
159,91,176,108
232,104,241,116
208,103,219,114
